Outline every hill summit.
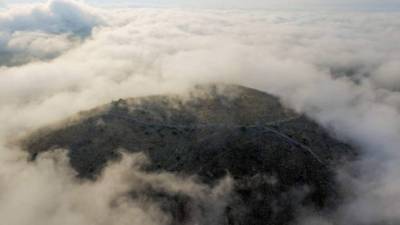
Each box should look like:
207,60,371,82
24,84,356,225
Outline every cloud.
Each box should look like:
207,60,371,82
1,0,400,224
0,0,101,34
0,0,103,66
0,148,232,225
62,0,400,10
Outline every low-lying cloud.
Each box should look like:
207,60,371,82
1,0,400,224
0,148,232,225
0,0,102,66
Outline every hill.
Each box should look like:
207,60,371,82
23,84,356,225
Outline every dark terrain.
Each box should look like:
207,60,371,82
23,84,356,225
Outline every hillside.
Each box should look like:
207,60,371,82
23,84,356,225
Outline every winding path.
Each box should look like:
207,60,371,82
103,112,325,165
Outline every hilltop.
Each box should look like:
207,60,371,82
23,84,356,225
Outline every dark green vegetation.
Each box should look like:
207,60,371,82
23,84,356,225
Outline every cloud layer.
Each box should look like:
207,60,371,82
0,0,102,66
1,0,400,224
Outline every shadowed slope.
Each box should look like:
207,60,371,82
23,84,356,225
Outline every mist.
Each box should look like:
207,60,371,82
1,0,400,224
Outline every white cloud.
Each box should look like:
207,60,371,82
1,1,400,224
0,0,103,35
0,0,103,66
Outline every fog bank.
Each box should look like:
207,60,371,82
1,1,400,224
